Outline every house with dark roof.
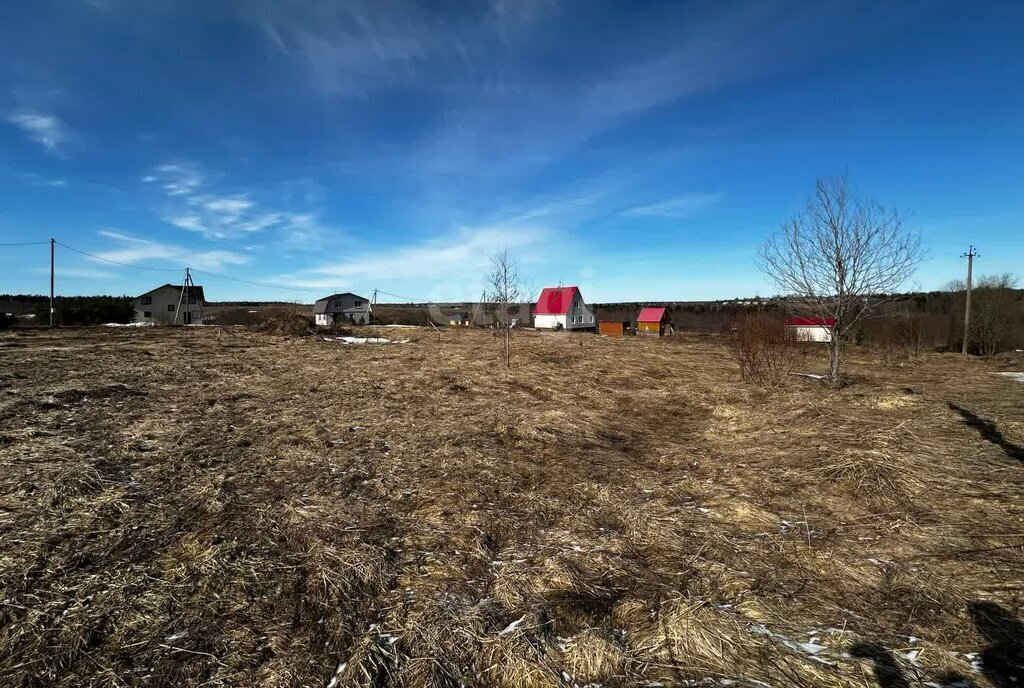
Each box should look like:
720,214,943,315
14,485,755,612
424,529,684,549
133,284,207,324
314,292,372,326
533,286,595,330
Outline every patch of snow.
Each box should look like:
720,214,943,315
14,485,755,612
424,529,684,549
793,372,827,380
902,649,921,663
498,614,528,636
749,625,836,665
104,321,153,327
329,336,410,345
994,372,1024,383
325,662,347,688
797,641,825,655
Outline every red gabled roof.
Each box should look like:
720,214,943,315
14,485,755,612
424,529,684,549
534,286,580,315
786,317,836,327
637,307,666,323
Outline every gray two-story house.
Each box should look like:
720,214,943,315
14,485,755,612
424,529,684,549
133,284,206,324
313,292,372,326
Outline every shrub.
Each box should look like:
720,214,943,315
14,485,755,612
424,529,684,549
866,315,928,365
0,313,16,330
727,315,802,386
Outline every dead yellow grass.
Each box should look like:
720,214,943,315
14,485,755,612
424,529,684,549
0,326,1022,687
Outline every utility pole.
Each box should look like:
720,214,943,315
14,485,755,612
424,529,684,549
49,238,55,328
174,267,196,325
961,246,978,355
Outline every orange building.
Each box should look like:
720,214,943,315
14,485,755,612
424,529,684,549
599,320,631,337
636,307,669,336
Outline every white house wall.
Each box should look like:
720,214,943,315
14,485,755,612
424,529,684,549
133,288,202,324
790,325,833,343
534,314,567,329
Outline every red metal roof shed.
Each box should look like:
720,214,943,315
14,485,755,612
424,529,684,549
637,307,667,323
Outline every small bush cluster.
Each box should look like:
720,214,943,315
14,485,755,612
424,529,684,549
727,315,802,386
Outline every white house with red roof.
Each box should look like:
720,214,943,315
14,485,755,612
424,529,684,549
533,286,595,330
785,316,835,342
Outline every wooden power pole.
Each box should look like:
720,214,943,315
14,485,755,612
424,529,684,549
961,246,977,355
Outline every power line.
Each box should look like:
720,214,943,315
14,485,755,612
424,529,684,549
55,241,182,273
0,241,50,246
189,268,324,293
375,288,476,304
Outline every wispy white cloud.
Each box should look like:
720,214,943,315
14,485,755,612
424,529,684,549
33,265,114,279
146,163,204,197
80,0,115,11
6,110,71,155
255,0,554,97
204,197,252,214
624,192,722,219
144,161,334,246
94,229,250,271
18,171,68,188
285,1,913,182
289,225,547,289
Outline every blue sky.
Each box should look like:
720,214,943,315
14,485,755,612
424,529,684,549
1,0,1022,303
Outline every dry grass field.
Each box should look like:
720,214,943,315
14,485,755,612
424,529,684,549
1,326,1022,687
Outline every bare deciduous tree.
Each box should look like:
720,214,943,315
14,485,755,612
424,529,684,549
485,247,525,368
758,176,923,387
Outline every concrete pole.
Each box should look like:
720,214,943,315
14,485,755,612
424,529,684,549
961,246,976,355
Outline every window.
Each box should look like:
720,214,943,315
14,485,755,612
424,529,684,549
141,296,152,305
143,311,152,318
354,301,363,308
167,304,175,311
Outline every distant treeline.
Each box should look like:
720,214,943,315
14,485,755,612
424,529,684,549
599,287,1024,354
3,285,1022,353
207,301,312,308
376,286,1024,354
1,294,134,326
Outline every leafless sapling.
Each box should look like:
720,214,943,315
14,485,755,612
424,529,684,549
485,247,526,368
757,176,923,387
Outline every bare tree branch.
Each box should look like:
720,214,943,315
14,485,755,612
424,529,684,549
757,176,923,387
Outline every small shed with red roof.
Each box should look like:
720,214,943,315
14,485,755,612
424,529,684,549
785,317,835,343
533,286,595,330
636,307,670,336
